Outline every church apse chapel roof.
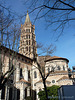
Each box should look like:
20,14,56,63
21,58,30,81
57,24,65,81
37,56,69,68
45,56,69,62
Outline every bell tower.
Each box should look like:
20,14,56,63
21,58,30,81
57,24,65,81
19,11,37,59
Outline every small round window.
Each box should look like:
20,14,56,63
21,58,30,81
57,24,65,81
52,80,55,83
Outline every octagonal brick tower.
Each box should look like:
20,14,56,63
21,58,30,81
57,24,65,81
19,11,37,59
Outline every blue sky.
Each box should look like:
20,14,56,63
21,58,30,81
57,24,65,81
3,0,75,69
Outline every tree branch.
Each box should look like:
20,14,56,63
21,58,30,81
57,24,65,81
58,0,75,9
44,5,75,10
45,71,52,80
34,61,44,79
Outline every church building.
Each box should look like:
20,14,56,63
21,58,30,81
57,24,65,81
0,12,72,100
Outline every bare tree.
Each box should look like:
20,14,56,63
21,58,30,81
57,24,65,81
0,5,20,90
33,44,56,100
22,0,75,39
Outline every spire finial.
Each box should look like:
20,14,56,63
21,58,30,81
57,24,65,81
25,10,31,23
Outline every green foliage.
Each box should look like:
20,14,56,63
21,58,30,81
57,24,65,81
38,85,60,100
38,90,46,100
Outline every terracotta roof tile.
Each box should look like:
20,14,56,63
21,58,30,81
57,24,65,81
46,71,68,76
45,56,69,62
17,79,30,83
51,71,68,74
57,76,69,82
35,79,51,84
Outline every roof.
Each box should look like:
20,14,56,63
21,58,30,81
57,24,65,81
57,76,69,82
25,11,31,23
45,56,69,62
46,71,68,75
1,45,33,62
35,79,51,84
17,79,30,83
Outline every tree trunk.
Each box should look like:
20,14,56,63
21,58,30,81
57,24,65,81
43,79,49,100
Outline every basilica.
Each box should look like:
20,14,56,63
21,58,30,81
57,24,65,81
0,12,72,100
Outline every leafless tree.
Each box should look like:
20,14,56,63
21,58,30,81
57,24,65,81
22,0,75,39
33,44,56,100
0,5,20,90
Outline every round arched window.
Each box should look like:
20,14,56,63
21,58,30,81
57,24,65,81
34,71,37,78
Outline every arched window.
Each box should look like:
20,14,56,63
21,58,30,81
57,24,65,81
34,71,37,78
26,29,30,33
48,68,50,73
51,66,54,72
28,70,30,79
11,65,14,75
57,66,61,70
29,35,30,39
29,40,30,45
63,66,65,71
26,47,28,51
26,35,28,39
26,40,28,45
29,47,31,52
20,68,23,78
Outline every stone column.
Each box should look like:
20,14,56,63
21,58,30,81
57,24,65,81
36,89,39,100
27,87,30,97
0,90,2,100
65,63,67,71
25,67,28,81
20,83,25,100
50,66,52,71
16,64,20,82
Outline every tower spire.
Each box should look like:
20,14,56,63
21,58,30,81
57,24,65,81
19,12,37,59
25,11,31,23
